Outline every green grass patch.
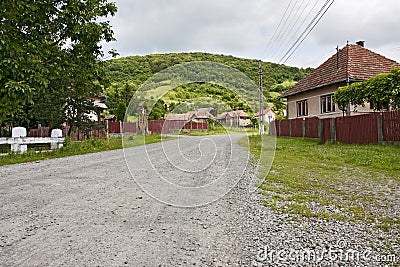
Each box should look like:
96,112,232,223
243,136,400,230
0,134,173,166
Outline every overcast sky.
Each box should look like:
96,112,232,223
102,0,400,68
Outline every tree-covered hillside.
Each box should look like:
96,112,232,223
103,52,312,119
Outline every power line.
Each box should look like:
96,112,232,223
280,0,334,64
279,0,335,64
275,0,318,59
264,0,299,59
270,0,308,59
261,0,294,57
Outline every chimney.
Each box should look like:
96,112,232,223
356,41,365,47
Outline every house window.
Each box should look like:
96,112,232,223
296,100,308,117
320,94,335,113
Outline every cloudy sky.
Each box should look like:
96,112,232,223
102,0,400,68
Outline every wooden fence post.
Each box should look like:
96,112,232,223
106,120,109,140
318,119,324,143
289,119,292,137
377,113,383,144
302,118,306,138
278,120,281,136
330,118,336,143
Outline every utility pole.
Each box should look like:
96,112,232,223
258,60,264,135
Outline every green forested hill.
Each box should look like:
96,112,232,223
103,52,312,119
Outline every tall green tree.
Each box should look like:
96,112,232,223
271,96,286,119
0,0,117,131
115,102,127,121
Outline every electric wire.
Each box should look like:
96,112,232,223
275,0,318,59
279,0,335,64
270,0,308,59
265,0,299,59
261,0,294,57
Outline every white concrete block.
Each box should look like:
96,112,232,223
12,127,27,137
51,129,63,138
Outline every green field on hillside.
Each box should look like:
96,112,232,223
103,52,312,118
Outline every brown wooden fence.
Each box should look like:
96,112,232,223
304,117,319,138
61,126,106,141
335,113,379,144
29,125,106,141
382,110,400,142
271,111,400,144
107,121,137,134
30,127,49,137
26,120,208,141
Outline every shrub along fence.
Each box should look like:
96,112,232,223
271,110,400,144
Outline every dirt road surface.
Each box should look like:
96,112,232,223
0,135,255,266
0,135,398,266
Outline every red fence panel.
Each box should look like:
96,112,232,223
30,127,49,137
62,126,106,141
148,120,164,134
279,120,291,137
336,113,378,144
291,118,303,137
276,121,280,136
122,122,137,133
108,122,121,133
322,118,331,143
304,117,319,138
270,121,277,136
382,110,400,142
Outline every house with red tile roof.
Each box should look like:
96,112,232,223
255,108,276,124
216,110,251,127
281,42,399,119
164,108,216,122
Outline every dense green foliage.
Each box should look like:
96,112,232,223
335,68,400,111
104,53,312,117
0,0,117,132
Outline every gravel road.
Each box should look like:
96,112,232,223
0,135,398,266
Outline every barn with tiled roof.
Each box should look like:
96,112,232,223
281,42,399,119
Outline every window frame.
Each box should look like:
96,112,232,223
320,94,335,114
296,99,308,117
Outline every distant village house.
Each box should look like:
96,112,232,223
88,93,108,123
255,108,276,124
216,110,251,127
164,108,216,123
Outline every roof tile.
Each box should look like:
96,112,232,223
281,44,399,97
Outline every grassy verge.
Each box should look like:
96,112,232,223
0,134,172,166
243,136,400,231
